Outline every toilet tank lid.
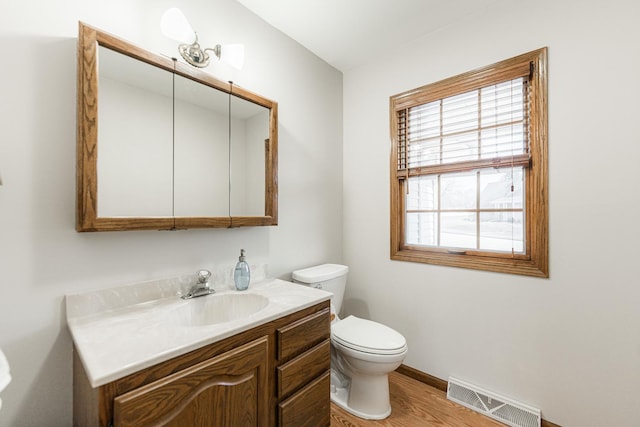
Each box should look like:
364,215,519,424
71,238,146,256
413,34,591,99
292,264,348,283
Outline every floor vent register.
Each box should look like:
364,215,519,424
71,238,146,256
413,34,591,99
447,377,541,427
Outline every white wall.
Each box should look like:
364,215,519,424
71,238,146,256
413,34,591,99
0,0,342,425
342,0,640,426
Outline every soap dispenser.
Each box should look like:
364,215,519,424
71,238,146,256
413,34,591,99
234,249,250,291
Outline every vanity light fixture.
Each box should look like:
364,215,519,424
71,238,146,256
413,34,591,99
0,347,11,411
161,7,244,69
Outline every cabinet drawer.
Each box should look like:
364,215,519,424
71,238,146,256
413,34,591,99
277,308,330,361
278,371,330,427
277,339,330,399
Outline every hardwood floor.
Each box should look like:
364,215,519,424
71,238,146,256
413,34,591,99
330,371,505,427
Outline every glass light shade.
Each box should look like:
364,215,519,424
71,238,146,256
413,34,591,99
161,8,196,45
0,348,11,396
219,44,245,70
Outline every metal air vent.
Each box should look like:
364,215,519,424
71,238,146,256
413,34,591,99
447,377,541,427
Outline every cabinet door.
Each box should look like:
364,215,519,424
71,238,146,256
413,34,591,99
113,336,269,427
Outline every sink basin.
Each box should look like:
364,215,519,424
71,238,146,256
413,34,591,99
175,293,269,326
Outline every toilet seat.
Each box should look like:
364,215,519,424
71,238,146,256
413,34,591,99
331,315,407,355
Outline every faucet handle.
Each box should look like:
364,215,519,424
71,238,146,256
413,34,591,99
197,269,211,284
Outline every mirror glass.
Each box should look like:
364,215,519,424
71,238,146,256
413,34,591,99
77,22,278,231
174,74,230,217
97,46,174,217
230,95,268,216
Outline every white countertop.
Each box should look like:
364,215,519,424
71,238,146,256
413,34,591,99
66,277,331,388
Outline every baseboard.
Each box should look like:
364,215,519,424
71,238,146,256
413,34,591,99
396,364,562,427
396,364,448,392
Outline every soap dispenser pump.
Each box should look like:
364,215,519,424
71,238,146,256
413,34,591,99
234,249,250,291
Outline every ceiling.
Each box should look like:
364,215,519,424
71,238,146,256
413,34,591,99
237,0,498,71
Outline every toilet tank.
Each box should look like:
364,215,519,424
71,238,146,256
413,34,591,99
292,264,348,314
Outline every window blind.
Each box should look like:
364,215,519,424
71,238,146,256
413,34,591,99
397,76,530,177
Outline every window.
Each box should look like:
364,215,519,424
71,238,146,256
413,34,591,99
390,48,548,277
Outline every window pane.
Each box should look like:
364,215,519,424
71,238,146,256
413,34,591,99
480,79,524,127
480,167,524,209
442,131,478,163
480,212,524,252
409,137,440,167
441,212,476,248
441,172,477,210
442,90,478,134
408,101,439,140
480,123,525,159
406,212,438,246
407,176,438,210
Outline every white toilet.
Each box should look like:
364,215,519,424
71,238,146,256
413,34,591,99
292,264,408,420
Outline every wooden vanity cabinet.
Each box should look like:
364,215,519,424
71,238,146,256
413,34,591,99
73,301,330,427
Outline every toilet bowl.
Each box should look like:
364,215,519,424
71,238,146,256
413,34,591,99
292,264,408,420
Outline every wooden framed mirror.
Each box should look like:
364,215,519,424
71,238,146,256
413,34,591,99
76,22,278,231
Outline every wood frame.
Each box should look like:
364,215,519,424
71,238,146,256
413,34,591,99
389,48,548,277
76,22,278,231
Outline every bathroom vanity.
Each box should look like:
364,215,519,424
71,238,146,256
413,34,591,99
67,278,332,426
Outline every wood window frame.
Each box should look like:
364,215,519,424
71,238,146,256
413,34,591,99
389,48,548,277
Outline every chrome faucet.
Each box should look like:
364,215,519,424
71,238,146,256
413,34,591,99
181,269,215,299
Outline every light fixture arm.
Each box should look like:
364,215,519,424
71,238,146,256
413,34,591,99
207,45,222,60
162,8,242,70
178,36,223,68
177,34,215,68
